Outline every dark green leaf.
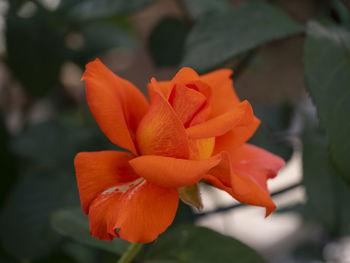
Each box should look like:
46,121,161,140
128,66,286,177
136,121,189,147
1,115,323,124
182,1,304,72
182,0,229,20
0,169,79,260
69,19,136,67
6,10,65,97
304,21,350,184
145,225,265,263
0,120,17,208
302,122,350,236
249,104,293,162
68,0,154,22
148,17,189,67
51,207,130,255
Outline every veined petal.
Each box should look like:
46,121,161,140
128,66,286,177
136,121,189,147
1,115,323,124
136,88,189,158
204,145,284,216
200,69,240,118
74,151,139,214
88,180,179,243
172,67,200,83
186,100,257,140
82,59,149,154
129,153,226,188
169,83,207,127
213,113,260,155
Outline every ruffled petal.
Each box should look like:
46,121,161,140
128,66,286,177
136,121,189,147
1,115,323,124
88,180,179,243
204,145,284,216
186,100,258,140
82,59,149,154
136,87,189,158
213,108,260,154
129,153,225,188
169,83,207,127
74,151,139,214
200,69,240,118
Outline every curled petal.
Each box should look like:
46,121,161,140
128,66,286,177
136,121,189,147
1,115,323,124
204,145,284,216
74,151,138,214
200,69,240,118
187,100,258,140
129,153,226,188
136,88,189,158
88,180,179,243
83,59,149,154
169,83,207,127
172,67,200,83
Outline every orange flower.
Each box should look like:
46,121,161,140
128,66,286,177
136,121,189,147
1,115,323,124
74,59,285,244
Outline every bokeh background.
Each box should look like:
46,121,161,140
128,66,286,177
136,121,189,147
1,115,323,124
1,0,350,262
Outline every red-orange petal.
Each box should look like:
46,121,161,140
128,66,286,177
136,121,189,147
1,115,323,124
136,87,189,158
74,151,139,214
186,100,257,140
169,83,207,127
205,145,284,216
200,69,240,118
82,59,149,154
88,180,179,243
213,108,260,154
129,153,226,188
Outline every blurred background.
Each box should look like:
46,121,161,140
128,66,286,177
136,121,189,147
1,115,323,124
1,0,350,262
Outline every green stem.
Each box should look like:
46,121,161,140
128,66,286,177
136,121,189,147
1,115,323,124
117,243,143,263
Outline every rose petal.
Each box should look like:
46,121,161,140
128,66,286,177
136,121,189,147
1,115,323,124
129,153,225,188
186,100,258,140
136,88,189,158
74,151,139,214
88,180,179,243
200,69,240,118
82,59,149,154
204,145,284,216
169,83,207,127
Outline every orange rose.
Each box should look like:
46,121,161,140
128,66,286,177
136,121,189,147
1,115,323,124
74,59,285,243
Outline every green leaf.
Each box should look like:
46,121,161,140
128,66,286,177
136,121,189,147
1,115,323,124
6,9,65,97
302,122,350,236
148,17,189,67
181,1,304,72
68,0,154,22
145,225,265,263
51,207,130,255
0,169,79,260
70,20,137,67
304,21,350,184
249,104,293,162
182,0,229,20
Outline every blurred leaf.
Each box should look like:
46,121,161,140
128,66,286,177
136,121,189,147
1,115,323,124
51,207,130,255
69,19,137,67
145,225,265,263
302,122,350,236
68,0,154,22
63,242,99,263
304,21,350,184
182,1,304,72
292,242,324,262
249,104,293,161
6,9,65,97
0,169,79,260
182,0,229,20
331,0,350,25
11,116,115,165
148,17,189,67
0,120,17,208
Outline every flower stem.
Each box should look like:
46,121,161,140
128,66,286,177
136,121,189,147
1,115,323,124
117,242,143,263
